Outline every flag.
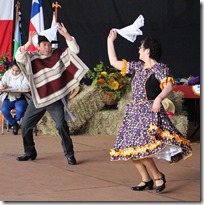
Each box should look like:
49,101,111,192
32,24,58,48
51,11,58,49
13,11,22,60
28,0,44,51
0,0,14,61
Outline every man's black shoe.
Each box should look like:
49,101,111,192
67,156,77,165
16,153,37,161
16,148,37,161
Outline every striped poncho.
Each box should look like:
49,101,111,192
15,40,89,120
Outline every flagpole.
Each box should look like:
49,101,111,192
13,1,21,60
15,1,20,30
52,2,61,22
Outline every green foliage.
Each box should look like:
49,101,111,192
85,61,131,100
0,53,11,78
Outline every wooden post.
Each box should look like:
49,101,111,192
52,2,62,22
15,1,20,29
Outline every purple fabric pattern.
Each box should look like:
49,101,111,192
110,61,192,163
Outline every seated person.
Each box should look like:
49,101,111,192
0,60,30,135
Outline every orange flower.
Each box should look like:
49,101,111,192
108,77,115,84
119,77,124,82
97,78,105,83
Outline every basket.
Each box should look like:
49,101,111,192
101,91,120,105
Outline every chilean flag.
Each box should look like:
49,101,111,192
28,0,44,51
0,0,14,61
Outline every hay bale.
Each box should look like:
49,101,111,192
168,91,187,115
37,85,105,136
68,85,105,134
37,112,58,136
169,115,188,137
117,91,132,111
85,90,189,136
118,91,186,115
37,86,189,137
85,91,130,135
85,110,124,135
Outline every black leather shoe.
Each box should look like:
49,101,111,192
155,173,166,193
12,122,19,135
67,156,77,165
16,151,37,161
131,179,154,191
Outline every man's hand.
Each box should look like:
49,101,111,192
28,31,38,45
58,23,73,41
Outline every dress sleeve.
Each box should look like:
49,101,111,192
121,60,142,75
155,64,175,90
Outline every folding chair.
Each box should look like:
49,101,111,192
1,109,38,136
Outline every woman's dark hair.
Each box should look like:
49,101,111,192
11,59,18,67
141,37,162,61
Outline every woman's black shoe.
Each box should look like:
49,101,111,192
131,179,154,191
155,173,166,193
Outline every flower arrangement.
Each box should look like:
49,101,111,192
0,53,12,78
85,61,131,101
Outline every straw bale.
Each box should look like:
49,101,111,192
85,109,124,135
85,109,188,137
118,91,186,114
117,91,132,111
37,86,189,138
37,85,105,136
168,91,187,115
85,90,189,136
68,85,105,133
169,115,188,137
37,112,57,136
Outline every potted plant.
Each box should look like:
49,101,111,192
85,61,131,105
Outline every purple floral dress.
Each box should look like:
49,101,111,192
110,61,192,163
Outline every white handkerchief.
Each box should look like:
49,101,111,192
115,15,144,43
32,23,59,47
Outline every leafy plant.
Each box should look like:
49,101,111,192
85,61,131,100
0,53,11,78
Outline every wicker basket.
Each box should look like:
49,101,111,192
101,91,120,105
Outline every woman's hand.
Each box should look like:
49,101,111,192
152,97,162,113
107,29,117,42
0,85,7,89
